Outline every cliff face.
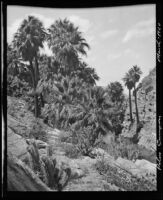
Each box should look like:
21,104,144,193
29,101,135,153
122,67,156,152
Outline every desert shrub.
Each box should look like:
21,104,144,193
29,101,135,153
58,131,74,143
63,143,81,159
29,119,48,142
95,156,156,191
70,126,103,157
7,75,30,97
145,85,153,94
99,136,140,161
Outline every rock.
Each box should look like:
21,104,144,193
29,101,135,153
103,133,114,144
71,168,85,179
115,157,142,177
135,159,156,175
68,160,85,179
103,183,123,191
26,139,48,149
115,157,156,179
7,127,28,159
138,131,156,151
92,148,106,157
39,149,48,156
52,155,86,180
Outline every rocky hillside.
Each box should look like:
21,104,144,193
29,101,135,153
6,95,156,191
122,67,156,153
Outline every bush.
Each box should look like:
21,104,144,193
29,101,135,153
58,131,74,143
63,143,81,159
99,136,140,161
71,126,102,157
29,119,48,142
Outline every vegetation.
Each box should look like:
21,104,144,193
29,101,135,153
123,65,142,125
106,82,126,136
95,156,156,191
129,65,142,124
12,16,47,117
28,119,48,142
7,13,157,192
122,72,134,123
26,139,71,191
7,14,144,155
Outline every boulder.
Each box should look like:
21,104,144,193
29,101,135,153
68,159,85,179
115,157,156,179
138,131,156,151
92,148,106,157
71,168,85,179
115,157,142,177
7,127,28,159
26,139,48,149
53,155,86,180
135,159,156,175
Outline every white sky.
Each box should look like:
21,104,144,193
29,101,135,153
7,5,156,93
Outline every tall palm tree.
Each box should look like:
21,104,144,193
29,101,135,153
12,16,46,117
129,65,142,124
47,18,90,76
122,72,134,123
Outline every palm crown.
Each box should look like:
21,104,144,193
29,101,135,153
122,72,134,90
47,19,90,72
13,16,46,61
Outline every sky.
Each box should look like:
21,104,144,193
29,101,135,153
7,5,156,93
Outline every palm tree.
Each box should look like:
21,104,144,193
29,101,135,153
12,16,46,117
129,65,142,124
123,72,134,123
74,61,99,86
47,18,90,76
72,86,112,135
107,81,124,104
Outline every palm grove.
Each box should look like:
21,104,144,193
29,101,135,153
7,16,142,156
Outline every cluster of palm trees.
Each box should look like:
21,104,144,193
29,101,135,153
9,16,93,118
123,65,142,125
8,15,142,151
8,15,113,139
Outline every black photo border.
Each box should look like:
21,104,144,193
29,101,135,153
1,0,163,199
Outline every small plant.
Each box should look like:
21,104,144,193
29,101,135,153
58,131,73,143
63,143,81,159
99,136,140,161
29,119,47,142
71,126,102,157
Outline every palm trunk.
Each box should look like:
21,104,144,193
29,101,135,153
40,94,44,107
134,85,139,124
35,56,39,84
129,89,133,123
30,61,39,118
35,56,45,108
